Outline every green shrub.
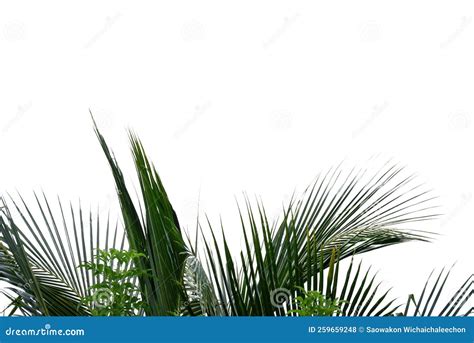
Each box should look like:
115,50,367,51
79,249,148,316
290,288,345,316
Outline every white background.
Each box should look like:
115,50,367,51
1,1,473,313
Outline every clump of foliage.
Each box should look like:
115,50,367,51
79,249,148,316
0,118,472,318
290,288,345,316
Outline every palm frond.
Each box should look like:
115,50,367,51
0,195,123,316
182,255,223,316
402,267,473,316
4,120,469,320
194,162,437,316
93,119,188,316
